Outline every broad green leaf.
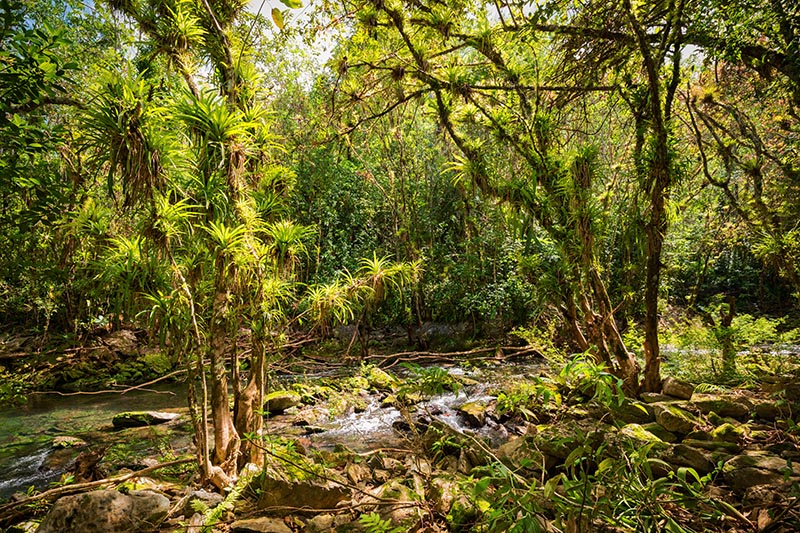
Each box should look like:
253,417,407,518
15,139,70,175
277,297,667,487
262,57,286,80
271,8,285,29
279,0,302,8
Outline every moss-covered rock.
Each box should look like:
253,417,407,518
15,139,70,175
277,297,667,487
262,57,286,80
711,422,746,442
641,422,678,443
661,377,695,400
652,403,701,434
723,451,800,492
610,399,655,424
682,438,741,453
619,424,669,450
458,401,488,427
532,419,615,460
263,391,302,414
111,411,180,429
691,394,751,419
657,444,714,474
495,435,552,473
363,366,398,391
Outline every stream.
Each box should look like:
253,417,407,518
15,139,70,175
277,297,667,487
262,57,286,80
0,384,188,501
3,344,799,502
0,360,550,502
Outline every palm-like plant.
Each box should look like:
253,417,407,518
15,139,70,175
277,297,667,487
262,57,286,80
82,69,167,206
264,220,314,276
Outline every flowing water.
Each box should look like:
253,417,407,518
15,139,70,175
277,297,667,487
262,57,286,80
0,384,187,501
0,360,546,501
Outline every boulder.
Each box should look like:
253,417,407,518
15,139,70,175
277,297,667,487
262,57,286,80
640,393,678,404
652,403,701,434
181,489,224,516
661,377,695,400
752,399,794,421
112,411,180,429
691,394,751,419
36,489,169,533
618,424,668,450
610,399,655,424
52,436,86,449
230,517,292,533
657,444,714,474
303,514,349,532
495,436,552,473
681,439,741,453
102,329,140,356
723,452,800,492
257,476,350,511
428,477,460,515
364,366,398,391
458,401,488,427
263,391,302,414
710,422,745,443
641,423,678,443
532,419,615,461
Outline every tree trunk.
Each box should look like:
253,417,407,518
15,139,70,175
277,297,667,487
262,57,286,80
209,290,238,473
235,335,266,468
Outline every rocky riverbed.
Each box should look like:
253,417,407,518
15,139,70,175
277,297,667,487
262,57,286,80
2,357,799,532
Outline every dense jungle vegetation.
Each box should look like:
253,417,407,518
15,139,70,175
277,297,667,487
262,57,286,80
2,0,800,531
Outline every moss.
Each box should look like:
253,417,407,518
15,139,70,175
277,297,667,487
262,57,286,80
619,424,669,450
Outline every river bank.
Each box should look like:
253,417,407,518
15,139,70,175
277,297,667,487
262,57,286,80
1,348,799,532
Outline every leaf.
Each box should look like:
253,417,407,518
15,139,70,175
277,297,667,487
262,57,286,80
271,8,285,30
279,0,303,8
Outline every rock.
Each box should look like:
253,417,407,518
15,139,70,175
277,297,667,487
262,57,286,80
652,403,701,434
752,399,794,421
36,489,169,533
618,424,668,450
533,419,614,460
640,392,678,404
742,484,785,507
112,411,180,429
303,514,338,532
610,399,655,424
257,476,350,511
691,394,751,419
662,377,695,400
182,489,224,516
723,452,800,492
292,407,328,427
230,518,293,533
657,444,714,474
428,477,460,515
102,329,140,356
641,423,678,443
52,436,86,448
263,391,302,414
374,480,418,525
458,401,487,427
364,366,398,391
710,422,745,443
681,438,741,453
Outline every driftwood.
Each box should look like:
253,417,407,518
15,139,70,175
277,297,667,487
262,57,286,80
0,458,194,527
375,345,542,368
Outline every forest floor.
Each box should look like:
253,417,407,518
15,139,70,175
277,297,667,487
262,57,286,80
1,328,799,532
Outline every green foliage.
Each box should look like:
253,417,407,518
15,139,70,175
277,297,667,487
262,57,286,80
398,363,461,399
0,366,32,406
495,379,561,420
556,356,625,408
358,512,405,533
